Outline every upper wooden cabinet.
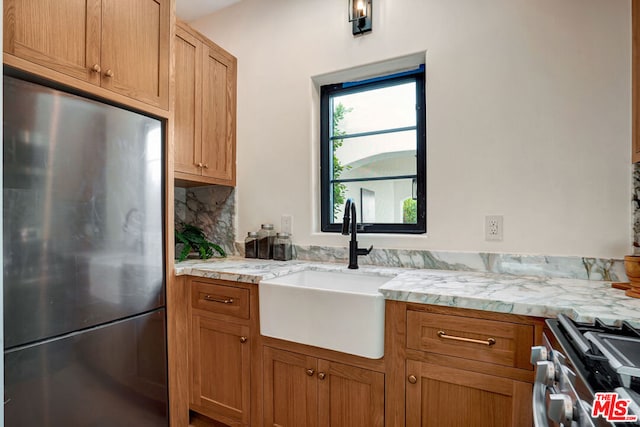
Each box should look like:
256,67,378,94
174,21,237,187
3,0,170,110
99,0,170,108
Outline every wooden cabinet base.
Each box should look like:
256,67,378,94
406,360,532,427
180,282,543,427
190,316,250,425
190,411,232,427
263,346,385,427
385,301,542,427
187,277,260,427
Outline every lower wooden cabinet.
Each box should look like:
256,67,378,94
190,315,251,425
181,278,542,427
405,360,532,427
263,347,384,427
188,278,257,426
384,302,542,427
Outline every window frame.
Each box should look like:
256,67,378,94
320,67,427,234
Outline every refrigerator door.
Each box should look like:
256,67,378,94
3,76,165,349
4,309,168,427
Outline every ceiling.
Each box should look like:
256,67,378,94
176,0,242,22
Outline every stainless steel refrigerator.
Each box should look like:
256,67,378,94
3,75,168,426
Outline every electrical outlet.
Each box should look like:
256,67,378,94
281,215,293,234
485,215,503,241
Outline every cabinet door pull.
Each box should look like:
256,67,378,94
239,336,247,343
104,69,114,78
91,64,101,73
306,369,315,377
203,295,234,304
197,162,203,168
408,375,417,384
203,164,209,169
437,330,496,346
318,372,326,380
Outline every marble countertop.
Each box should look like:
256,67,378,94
175,257,640,327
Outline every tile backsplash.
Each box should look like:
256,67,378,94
176,175,632,281
234,242,626,281
175,185,236,256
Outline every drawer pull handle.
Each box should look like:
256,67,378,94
203,295,234,304
408,375,417,384
437,330,496,346
306,369,315,377
240,336,247,343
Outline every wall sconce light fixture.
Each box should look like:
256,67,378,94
349,0,372,35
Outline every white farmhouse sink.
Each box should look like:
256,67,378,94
259,269,390,359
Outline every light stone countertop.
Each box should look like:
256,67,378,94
175,257,640,328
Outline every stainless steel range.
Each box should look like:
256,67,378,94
532,314,640,426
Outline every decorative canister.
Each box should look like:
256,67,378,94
257,224,276,259
273,232,292,261
624,255,640,298
244,231,258,258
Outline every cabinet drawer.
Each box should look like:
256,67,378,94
191,281,249,319
406,310,534,370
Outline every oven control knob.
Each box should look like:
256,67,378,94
535,361,556,386
530,346,549,364
548,393,574,425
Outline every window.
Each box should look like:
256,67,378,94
320,65,426,234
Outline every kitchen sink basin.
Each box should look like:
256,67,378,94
258,269,391,359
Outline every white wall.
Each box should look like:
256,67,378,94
193,0,632,259
1,0,5,424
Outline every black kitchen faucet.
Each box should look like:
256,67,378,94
341,198,373,269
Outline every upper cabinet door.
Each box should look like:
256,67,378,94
3,0,101,84
201,44,237,185
174,25,203,176
100,0,170,109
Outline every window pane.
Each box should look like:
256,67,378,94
321,67,425,234
331,178,417,224
332,131,417,180
332,82,416,135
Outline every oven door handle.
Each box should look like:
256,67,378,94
533,382,549,427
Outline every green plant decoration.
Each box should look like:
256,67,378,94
175,224,226,262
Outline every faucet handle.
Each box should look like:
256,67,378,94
357,245,373,256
